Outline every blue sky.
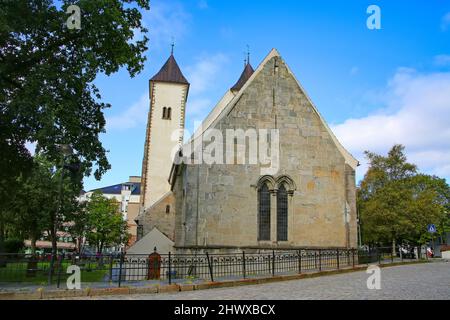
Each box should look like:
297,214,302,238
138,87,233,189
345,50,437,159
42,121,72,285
84,0,450,191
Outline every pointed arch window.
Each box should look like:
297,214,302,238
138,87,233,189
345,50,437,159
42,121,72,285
277,183,288,241
258,183,271,241
162,107,167,119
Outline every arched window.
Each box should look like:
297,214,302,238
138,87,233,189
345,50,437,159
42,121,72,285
277,184,288,241
166,205,170,214
258,183,271,241
162,107,167,119
167,107,172,120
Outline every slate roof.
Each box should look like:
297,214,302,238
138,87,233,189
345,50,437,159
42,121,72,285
231,62,254,92
90,182,141,196
150,54,189,85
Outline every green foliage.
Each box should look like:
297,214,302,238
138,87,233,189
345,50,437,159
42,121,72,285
4,239,24,253
0,0,149,194
1,154,82,254
359,145,450,246
85,191,130,253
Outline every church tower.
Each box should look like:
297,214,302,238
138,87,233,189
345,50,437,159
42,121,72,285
140,53,189,211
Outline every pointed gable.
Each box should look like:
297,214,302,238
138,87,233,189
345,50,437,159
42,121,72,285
150,54,189,85
231,63,254,93
183,48,358,170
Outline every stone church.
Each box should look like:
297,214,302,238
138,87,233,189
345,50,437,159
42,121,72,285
131,48,358,255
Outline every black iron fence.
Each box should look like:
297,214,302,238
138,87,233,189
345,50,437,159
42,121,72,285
0,246,427,288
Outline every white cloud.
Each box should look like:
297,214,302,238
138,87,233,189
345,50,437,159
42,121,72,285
187,98,212,116
143,1,190,49
350,66,359,76
441,12,450,31
332,68,450,181
434,54,450,67
106,94,148,131
186,53,229,96
198,0,208,9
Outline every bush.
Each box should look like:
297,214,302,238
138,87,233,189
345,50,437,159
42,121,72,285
4,239,24,253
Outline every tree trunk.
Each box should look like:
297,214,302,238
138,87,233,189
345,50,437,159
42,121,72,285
0,215,5,267
392,237,396,257
77,236,82,255
30,234,37,256
47,227,58,284
26,234,38,277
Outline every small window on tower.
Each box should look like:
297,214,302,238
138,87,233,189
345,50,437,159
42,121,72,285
166,205,170,214
162,107,167,119
167,108,172,120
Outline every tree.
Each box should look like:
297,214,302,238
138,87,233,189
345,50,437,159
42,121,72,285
66,201,89,254
359,145,449,253
2,154,82,255
12,156,58,255
85,192,129,254
0,0,149,201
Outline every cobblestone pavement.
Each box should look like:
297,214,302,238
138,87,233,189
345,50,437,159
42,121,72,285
66,262,450,300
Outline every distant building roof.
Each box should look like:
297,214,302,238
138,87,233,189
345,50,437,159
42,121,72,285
150,54,189,85
231,62,254,92
90,182,141,196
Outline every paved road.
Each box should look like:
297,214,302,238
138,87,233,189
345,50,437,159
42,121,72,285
67,262,450,300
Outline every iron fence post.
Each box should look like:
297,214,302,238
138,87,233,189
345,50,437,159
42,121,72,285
242,251,246,279
206,252,214,282
336,249,340,270
109,255,113,282
318,249,322,271
298,250,302,274
272,250,275,277
48,253,55,286
352,249,355,268
168,252,172,285
56,253,64,289
118,252,124,288
391,249,394,263
378,248,381,265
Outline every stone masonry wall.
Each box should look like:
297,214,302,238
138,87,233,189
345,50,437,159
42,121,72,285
174,55,357,250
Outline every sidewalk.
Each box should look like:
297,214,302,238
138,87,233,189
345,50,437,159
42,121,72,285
0,260,432,300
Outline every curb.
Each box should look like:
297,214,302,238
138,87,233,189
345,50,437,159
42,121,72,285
0,260,430,300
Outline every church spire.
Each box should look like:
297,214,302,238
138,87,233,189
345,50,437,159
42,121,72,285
150,52,189,85
231,55,254,93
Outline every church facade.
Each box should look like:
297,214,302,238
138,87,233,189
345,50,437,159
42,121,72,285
134,49,358,254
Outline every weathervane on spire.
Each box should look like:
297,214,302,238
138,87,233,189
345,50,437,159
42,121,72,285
171,37,175,55
246,44,250,64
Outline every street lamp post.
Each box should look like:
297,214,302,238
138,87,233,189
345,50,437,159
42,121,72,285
48,144,73,286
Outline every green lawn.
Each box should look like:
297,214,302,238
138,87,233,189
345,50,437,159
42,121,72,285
0,261,110,285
